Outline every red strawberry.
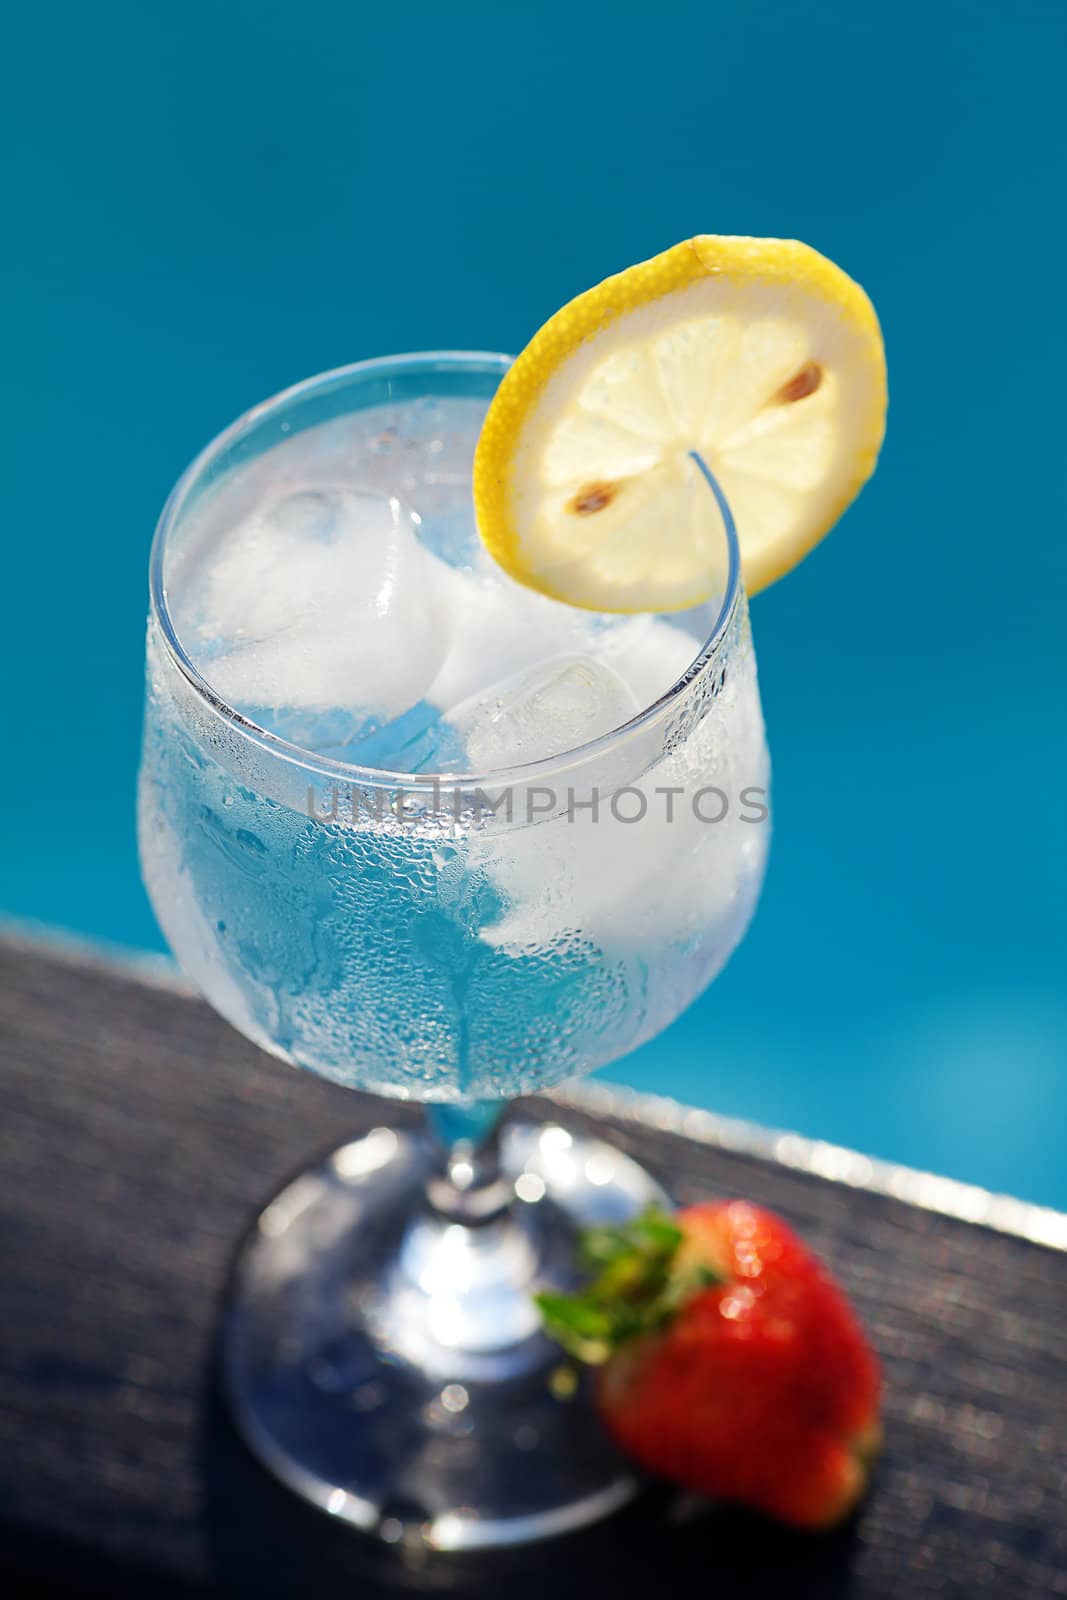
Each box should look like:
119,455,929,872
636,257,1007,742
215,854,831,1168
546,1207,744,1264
537,1202,881,1528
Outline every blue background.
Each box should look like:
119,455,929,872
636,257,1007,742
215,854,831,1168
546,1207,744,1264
2,1,1065,1205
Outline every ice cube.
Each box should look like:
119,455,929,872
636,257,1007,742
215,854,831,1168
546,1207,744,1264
321,650,641,776
447,653,641,772
470,623,770,956
424,554,596,710
596,614,704,710
424,555,708,717
187,487,449,729
338,652,640,777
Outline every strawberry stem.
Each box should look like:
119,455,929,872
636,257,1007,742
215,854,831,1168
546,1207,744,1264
536,1207,722,1364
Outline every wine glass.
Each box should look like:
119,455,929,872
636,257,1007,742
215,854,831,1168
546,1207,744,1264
138,352,769,1549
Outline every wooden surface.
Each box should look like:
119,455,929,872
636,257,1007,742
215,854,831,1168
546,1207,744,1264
1,933,1065,1599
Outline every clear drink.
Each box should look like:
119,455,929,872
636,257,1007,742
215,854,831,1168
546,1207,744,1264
140,386,768,1104
138,354,770,1548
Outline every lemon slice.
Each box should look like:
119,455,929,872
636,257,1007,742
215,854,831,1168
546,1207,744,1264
474,235,886,611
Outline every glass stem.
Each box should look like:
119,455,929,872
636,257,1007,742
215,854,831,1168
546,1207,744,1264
423,1100,513,1226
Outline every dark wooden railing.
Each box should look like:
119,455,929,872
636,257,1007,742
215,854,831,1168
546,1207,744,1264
1,932,1065,1597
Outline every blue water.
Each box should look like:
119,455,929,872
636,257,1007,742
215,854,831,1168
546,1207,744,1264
2,1,1064,1205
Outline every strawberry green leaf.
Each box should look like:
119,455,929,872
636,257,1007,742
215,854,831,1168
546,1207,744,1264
580,1209,683,1270
535,1292,617,1363
536,1207,723,1363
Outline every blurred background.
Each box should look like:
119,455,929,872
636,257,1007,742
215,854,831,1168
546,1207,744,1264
2,0,1064,1206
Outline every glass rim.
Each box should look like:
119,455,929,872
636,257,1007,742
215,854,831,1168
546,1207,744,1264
149,349,743,794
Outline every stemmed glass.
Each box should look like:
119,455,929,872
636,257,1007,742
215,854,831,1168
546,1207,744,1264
138,352,770,1549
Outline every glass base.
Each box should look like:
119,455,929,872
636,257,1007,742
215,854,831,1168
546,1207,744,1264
223,1121,669,1550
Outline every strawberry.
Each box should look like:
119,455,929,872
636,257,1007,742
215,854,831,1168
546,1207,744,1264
537,1202,881,1529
